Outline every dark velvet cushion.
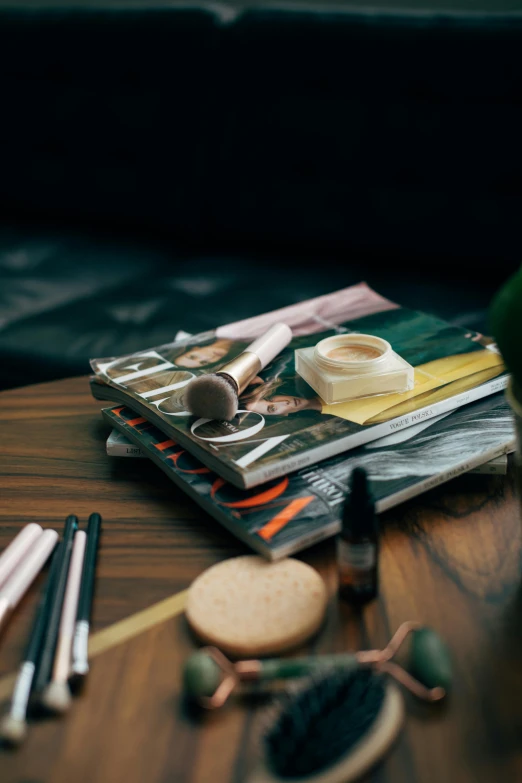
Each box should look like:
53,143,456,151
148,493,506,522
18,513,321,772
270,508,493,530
0,8,219,238
0,229,505,391
0,8,521,264
216,10,522,262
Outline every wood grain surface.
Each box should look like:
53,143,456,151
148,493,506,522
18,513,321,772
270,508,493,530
0,376,521,783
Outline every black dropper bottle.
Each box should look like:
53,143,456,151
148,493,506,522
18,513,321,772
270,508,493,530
337,467,379,604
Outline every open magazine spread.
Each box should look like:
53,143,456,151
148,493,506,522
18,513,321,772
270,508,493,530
103,395,514,560
90,283,507,489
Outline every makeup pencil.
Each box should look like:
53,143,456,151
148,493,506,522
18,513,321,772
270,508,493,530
0,524,43,590
33,515,78,696
41,531,86,713
0,545,60,745
0,529,58,633
71,512,102,679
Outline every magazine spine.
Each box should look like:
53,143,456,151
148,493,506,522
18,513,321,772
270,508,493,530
469,455,509,475
92,373,509,490
106,435,144,458
104,408,513,562
376,439,514,514
102,411,277,560
242,375,509,488
274,440,514,557
108,427,510,475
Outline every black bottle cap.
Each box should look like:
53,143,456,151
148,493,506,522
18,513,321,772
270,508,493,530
342,467,377,536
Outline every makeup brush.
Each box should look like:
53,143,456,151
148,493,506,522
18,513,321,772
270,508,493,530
185,323,292,421
0,545,60,745
0,529,58,633
71,512,102,680
41,531,86,713
33,515,78,696
0,524,43,589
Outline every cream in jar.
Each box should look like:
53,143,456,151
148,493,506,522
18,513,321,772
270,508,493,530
295,333,414,404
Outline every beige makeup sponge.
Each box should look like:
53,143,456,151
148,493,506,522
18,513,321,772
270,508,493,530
186,555,328,658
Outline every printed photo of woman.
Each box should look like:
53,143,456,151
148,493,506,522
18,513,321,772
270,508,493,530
100,336,242,384
172,338,236,369
242,378,323,416
236,350,324,419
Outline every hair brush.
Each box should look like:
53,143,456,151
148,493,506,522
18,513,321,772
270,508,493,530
249,668,403,783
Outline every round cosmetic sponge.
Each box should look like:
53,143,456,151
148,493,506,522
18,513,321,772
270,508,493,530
186,555,328,658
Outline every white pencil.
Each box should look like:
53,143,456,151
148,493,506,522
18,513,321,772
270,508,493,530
41,531,87,713
71,512,102,679
0,529,59,632
0,524,43,590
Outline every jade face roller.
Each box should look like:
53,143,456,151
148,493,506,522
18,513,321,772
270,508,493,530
183,621,451,709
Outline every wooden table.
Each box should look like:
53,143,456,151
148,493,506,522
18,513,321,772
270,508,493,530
0,376,521,783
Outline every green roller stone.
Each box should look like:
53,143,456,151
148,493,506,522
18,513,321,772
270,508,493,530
183,651,222,700
408,628,452,691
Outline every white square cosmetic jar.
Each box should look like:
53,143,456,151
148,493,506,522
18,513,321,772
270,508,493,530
295,333,415,404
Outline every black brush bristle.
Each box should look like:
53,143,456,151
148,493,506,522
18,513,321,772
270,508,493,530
265,669,385,779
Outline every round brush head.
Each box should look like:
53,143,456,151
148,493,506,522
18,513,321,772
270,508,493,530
0,715,27,746
185,374,239,421
41,682,72,714
253,669,404,783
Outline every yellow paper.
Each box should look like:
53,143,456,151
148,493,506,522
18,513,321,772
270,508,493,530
367,365,504,424
322,349,504,425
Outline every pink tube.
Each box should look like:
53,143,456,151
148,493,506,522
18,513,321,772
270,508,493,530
53,531,87,684
0,529,59,630
0,523,43,590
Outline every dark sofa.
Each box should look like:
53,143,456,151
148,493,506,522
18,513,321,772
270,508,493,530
1,4,521,390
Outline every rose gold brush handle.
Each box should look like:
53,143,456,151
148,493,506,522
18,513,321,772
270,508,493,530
219,323,293,395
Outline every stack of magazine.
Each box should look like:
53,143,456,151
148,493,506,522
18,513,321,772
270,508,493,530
90,283,514,560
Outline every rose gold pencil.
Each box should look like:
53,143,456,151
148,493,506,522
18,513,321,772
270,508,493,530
0,529,59,632
0,524,43,590
41,531,87,713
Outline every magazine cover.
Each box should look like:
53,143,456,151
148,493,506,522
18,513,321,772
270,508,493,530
102,394,514,560
91,283,507,489
105,429,509,474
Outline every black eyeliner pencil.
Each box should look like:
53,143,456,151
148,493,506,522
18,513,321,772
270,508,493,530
71,513,102,679
0,542,60,745
33,515,78,697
